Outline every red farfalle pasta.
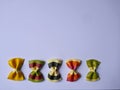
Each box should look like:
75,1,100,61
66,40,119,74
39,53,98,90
28,60,45,82
66,59,81,82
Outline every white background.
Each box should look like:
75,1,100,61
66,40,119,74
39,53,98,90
0,0,120,90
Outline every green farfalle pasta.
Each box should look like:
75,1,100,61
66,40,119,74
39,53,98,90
86,59,101,82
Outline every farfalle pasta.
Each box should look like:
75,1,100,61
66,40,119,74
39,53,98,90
28,60,45,82
86,59,101,81
7,58,25,81
66,59,81,82
47,59,62,82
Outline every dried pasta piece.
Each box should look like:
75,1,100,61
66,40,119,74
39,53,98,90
47,58,62,82
28,60,45,82
86,59,101,82
7,58,25,81
66,59,81,82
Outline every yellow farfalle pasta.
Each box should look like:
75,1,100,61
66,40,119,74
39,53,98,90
7,58,25,81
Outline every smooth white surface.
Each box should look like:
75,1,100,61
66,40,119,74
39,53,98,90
0,0,120,90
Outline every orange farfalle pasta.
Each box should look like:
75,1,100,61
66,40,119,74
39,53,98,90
7,58,25,81
66,59,81,82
